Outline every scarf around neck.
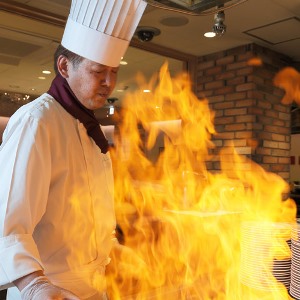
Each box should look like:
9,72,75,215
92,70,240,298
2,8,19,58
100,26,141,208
47,74,109,154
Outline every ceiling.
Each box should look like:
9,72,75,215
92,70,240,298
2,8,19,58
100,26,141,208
0,0,300,122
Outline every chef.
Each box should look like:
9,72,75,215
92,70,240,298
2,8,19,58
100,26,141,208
0,0,147,299
0,117,9,144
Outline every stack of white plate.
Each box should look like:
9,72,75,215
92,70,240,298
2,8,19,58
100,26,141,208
240,222,292,292
290,224,300,299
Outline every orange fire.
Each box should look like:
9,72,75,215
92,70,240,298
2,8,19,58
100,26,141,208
106,62,297,299
273,67,300,105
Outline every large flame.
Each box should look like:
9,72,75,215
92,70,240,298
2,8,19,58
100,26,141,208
106,62,297,299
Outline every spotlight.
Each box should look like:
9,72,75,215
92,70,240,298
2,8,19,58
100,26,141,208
213,10,226,36
204,10,226,38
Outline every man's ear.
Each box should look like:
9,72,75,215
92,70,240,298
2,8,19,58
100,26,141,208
56,55,69,78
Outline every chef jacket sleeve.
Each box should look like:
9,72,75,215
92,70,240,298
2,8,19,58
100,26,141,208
0,113,51,286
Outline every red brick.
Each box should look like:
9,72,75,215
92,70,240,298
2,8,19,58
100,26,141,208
224,139,247,147
216,72,235,80
270,165,289,172
212,139,223,147
214,86,235,95
207,95,225,103
258,132,272,140
271,133,286,142
225,123,247,131
235,99,256,107
225,92,247,101
272,119,285,126
248,107,264,115
278,157,290,164
205,80,224,90
235,131,253,139
263,140,279,148
236,83,256,92
236,115,256,123
264,125,290,134
265,110,279,118
256,148,272,155
227,76,246,86
199,90,214,98
278,142,290,150
278,112,290,121
215,132,235,139
263,156,278,163
271,149,290,156
216,55,235,65
198,60,215,70
257,115,273,125
257,101,272,109
237,52,255,62
274,104,289,113
214,110,224,118
205,66,223,76
237,67,254,76
250,75,265,85
197,76,214,83
225,108,247,116
248,90,264,101
214,116,235,124
214,101,234,110
227,61,248,70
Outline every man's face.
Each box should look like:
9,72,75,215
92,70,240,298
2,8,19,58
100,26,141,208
66,58,119,110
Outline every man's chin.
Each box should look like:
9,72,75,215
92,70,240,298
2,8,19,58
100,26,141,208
89,98,107,110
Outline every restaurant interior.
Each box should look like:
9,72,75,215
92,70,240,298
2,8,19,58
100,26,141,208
1,0,300,299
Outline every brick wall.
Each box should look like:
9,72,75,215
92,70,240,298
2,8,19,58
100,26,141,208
196,43,292,181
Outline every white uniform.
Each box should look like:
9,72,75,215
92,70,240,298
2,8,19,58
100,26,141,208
0,94,116,299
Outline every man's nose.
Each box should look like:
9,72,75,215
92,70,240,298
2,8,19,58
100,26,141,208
101,70,114,86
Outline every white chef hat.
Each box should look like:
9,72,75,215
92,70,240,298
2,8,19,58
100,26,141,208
61,0,147,67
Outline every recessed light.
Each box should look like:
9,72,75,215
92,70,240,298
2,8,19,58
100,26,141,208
120,61,128,65
42,70,51,74
143,89,151,93
204,32,216,38
38,76,46,80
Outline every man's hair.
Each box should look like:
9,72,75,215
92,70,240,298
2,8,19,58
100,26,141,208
54,44,84,75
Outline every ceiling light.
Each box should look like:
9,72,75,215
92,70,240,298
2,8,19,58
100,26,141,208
143,89,151,93
204,31,216,38
212,10,226,36
204,10,226,38
120,60,128,65
42,70,51,74
38,76,46,80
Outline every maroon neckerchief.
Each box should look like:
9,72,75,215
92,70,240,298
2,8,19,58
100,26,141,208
47,74,109,154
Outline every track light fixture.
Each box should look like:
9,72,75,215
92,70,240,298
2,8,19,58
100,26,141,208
213,10,226,36
204,10,226,38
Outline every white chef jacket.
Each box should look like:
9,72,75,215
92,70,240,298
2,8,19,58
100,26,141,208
0,94,116,299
